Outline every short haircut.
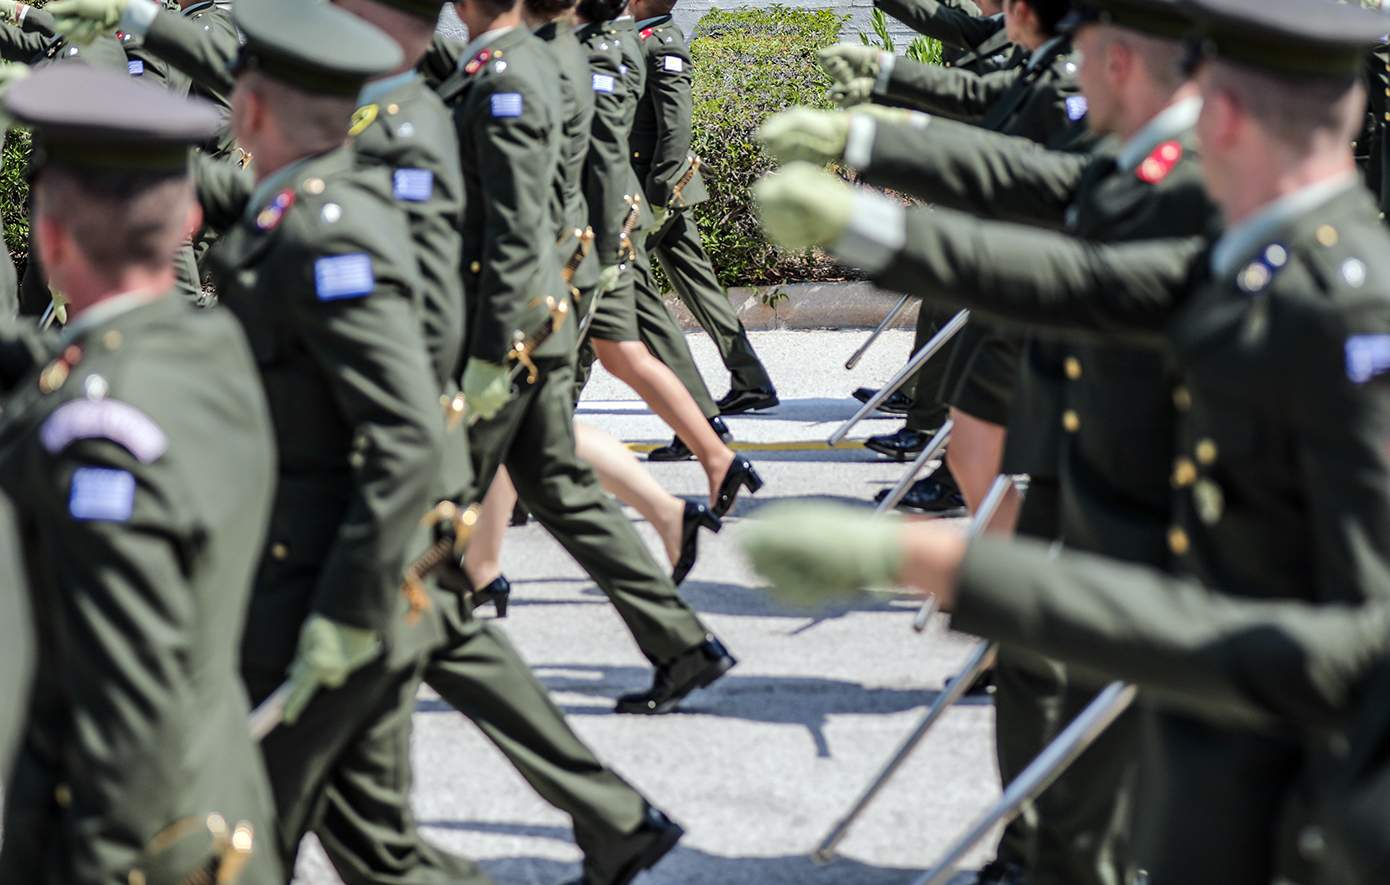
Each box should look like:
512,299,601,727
638,0,676,16
241,69,356,154
33,165,193,277
1207,59,1364,154
575,0,625,22
1099,22,1186,93
522,0,574,19
1008,0,1070,35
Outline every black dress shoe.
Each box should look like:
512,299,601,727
510,500,531,527
852,386,913,414
471,574,511,618
874,478,967,515
673,501,722,586
569,805,685,885
616,636,736,714
864,427,930,461
717,385,779,415
974,859,1025,885
647,417,733,462
711,453,763,518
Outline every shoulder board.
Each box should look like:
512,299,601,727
41,398,169,463
255,189,296,232
37,344,84,395
640,27,654,39
1136,140,1182,184
1308,221,1372,293
1235,242,1289,295
465,49,494,76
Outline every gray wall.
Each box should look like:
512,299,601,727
436,2,918,49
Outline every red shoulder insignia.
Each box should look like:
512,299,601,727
255,189,295,232
1136,140,1182,184
640,27,654,39
464,49,493,76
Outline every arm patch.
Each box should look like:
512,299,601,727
490,92,523,117
662,55,684,73
592,72,616,93
314,254,376,301
69,467,136,522
393,168,435,203
41,400,169,463
1347,334,1390,384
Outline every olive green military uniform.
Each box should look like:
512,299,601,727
197,72,487,876
854,96,1218,885
631,15,773,397
872,0,1016,76
838,173,1390,885
0,491,30,777
134,0,239,156
434,26,713,671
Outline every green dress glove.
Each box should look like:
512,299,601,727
740,501,904,606
644,205,670,238
0,1,22,26
48,0,129,44
758,107,850,166
596,263,623,294
753,161,855,251
817,44,882,84
462,357,513,422
828,77,875,108
282,614,382,725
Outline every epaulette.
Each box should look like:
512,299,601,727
1136,140,1182,184
639,27,654,39
464,48,494,76
1235,242,1289,295
254,188,296,232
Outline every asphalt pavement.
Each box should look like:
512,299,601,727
292,329,1000,885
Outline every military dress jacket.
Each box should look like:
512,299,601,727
606,14,659,233
0,14,127,69
140,1,240,156
872,0,1015,75
0,294,280,885
873,34,1083,146
858,108,1215,564
435,27,574,364
852,183,1390,612
199,147,446,683
0,492,29,779
630,15,708,209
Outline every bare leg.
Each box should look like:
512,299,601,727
592,337,735,507
463,466,517,590
574,421,685,566
943,407,1021,535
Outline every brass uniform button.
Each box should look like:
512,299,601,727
55,783,72,807
1195,438,1218,465
1062,409,1080,432
304,178,325,195
1171,457,1197,488
104,330,122,350
1172,385,1191,411
271,543,289,560
1318,225,1339,247
1064,356,1081,380
1194,478,1225,525
469,261,481,273
1168,526,1190,556
387,103,400,115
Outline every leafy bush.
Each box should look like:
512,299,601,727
685,4,847,287
2,128,30,270
859,8,942,66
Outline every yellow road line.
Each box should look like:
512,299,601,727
626,440,868,453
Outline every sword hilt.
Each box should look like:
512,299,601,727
562,227,595,284
616,193,642,262
668,154,702,208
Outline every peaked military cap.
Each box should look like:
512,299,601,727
5,65,220,172
230,0,403,97
1059,0,1190,39
372,0,452,20
1179,0,1389,75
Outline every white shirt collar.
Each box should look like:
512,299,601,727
1210,171,1360,278
1116,96,1202,172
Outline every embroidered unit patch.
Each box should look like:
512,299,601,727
393,168,434,203
127,59,144,76
1347,334,1390,384
41,400,168,463
314,254,375,301
592,73,616,93
662,55,684,73
69,467,136,522
1065,95,1088,121
490,92,523,117
255,189,295,232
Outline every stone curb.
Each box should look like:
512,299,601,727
663,280,920,332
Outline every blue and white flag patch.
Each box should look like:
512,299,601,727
393,168,434,203
69,467,136,522
41,400,168,463
1347,334,1390,384
314,253,375,301
127,59,144,76
662,55,684,73
592,73,616,93
490,92,523,117
1065,95,1088,121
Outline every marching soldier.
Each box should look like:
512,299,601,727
0,64,281,885
437,0,737,715
627,0,779,416
874,0,1016,76
751,1,1390,883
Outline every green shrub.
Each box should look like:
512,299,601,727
685,4,847,288
2,127,30,270
858,8,942,66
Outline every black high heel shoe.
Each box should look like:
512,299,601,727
712,454,763,518
471,574,511,618
672,501,722,586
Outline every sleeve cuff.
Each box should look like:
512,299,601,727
844,114,876,168
874,51,896,94
119,0,160,39
830,189,905,276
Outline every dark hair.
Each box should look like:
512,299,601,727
1012,0,1071,35
575,0,624,22
523,0,574,18
33,165,193,274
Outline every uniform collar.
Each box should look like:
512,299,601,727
58,290,167,348
458,25,516,67
181,1,216,17
1210,170,1360,278
359,69,416,108
1116,96,1202,172
635,14,671,29
243,153,318,221
1026,35,1066,71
